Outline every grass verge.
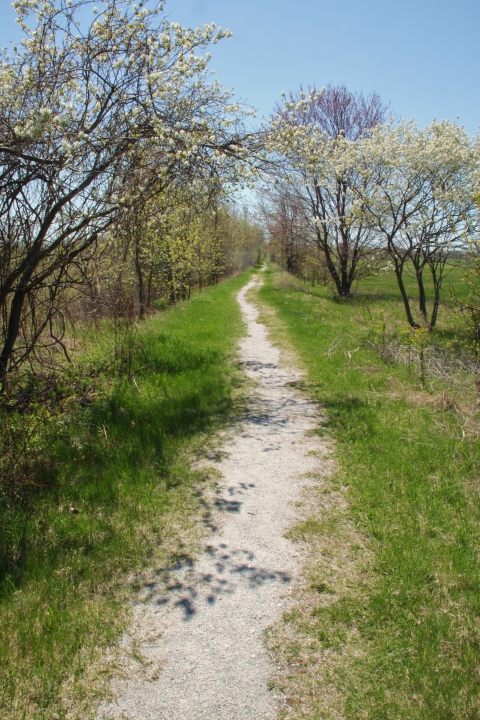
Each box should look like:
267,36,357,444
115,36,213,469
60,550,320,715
258,265,480,720
0,269,253,720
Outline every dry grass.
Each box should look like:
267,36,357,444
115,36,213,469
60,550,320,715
266,465,375,720
251,278,376,718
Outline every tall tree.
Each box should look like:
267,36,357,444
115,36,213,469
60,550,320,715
269,85,389,295
0,0,261,389
353,120,479,327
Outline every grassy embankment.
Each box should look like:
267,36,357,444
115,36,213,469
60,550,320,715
258,265,479,720
0,269,253,720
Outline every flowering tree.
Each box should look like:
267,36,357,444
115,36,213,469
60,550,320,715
113,180,253,315
353,120,480,327
0,0,260,390
268,85,389,295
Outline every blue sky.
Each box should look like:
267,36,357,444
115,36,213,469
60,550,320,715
165,0,479,135
2,0,479,135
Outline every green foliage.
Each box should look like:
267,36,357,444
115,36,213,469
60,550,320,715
400,327,431,386
400,326,431,350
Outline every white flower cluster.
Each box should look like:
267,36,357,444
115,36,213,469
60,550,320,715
267,93,480,268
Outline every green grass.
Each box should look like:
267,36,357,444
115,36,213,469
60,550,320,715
258,265,480,720
353,261,468,301
0,269,253,720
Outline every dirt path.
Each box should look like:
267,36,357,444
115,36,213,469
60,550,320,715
100,273,324,719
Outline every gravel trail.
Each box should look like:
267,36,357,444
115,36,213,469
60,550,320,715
100,273,323,720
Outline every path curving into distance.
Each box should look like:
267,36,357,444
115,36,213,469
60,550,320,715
100,272,324,720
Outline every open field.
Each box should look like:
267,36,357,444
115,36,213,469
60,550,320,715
354,262,469,300
0,269,254,720
258,264,480,719
351,263,471,345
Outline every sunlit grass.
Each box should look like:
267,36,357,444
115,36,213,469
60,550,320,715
0,269,253,720
259,265,480,720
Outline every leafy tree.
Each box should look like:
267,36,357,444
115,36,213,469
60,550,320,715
0,0,259,390
354,120,479,327
268,85,388,295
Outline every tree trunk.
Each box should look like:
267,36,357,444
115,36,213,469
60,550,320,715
134,241,145,320
428,259,447,330
339,219,351,296
318,236,345,295
166,266,176,305
430,293,440,329
415,268,428,325
412,248,428,325
392,257,419,328
0,289,26,392
146,269,153,311
340,269,352,296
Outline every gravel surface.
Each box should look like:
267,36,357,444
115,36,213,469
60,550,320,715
99,274,323,720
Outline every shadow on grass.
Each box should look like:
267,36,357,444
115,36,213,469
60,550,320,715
0,269,254,720
0,269,251,597
0,352,239,593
